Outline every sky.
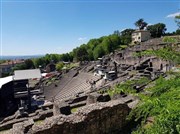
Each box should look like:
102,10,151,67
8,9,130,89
0,0,179,56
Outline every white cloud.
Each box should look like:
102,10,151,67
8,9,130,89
78,37,87,42
166,12,180,18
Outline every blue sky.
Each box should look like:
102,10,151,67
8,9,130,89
0,0,179,56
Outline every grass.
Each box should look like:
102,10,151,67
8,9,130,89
71,107,78,113
0,129,10,134
34,120,44,125
120,45,128,49
106,77,150,96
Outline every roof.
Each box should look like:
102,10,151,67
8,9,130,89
0,60,24,66
0,76,13,89
132,30,150,33
14,69,41,80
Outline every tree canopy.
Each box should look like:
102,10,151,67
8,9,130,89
147,23,167,38
175,15,180,29
135,18,148,30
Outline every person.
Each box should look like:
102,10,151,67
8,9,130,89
90,79,93,89
93,80,96,89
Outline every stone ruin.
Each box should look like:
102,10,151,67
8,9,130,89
0,89,138,134
0,38,174,134
0,96,133,134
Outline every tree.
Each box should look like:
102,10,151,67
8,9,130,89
135,18,148,30
56,62,64,71
33,57,45,68
109,34,121,49
147,23,167,38
121,29,135,36
87,49,94,61
120,29,135,45
50,54,59,63
60,53,71,62
175,15,180,29
24,59,35,69
87,39,101,50
93,45,105,60
12,64,26,71
176,29,180,35
113,30,121,36
75,47,88,61
101,37,112,54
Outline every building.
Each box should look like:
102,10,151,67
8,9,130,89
13,69,43,110
132,30,151,43
0,76,17,117
0,60,24,78
0,69,43,117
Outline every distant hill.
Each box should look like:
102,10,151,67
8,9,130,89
0,55,44,60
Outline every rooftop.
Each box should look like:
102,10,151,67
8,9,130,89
132,30,150,33
14,69,41,81
0,60,24,66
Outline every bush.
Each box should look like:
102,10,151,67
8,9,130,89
129,73,180,134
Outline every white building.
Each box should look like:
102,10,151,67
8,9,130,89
132,30,151,43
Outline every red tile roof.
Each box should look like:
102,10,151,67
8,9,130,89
0,60,24,66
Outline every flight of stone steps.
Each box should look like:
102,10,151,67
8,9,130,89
54,72,101,101
44,70,78,100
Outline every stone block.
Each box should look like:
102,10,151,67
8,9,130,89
53,101,71,116
41,101,53,110
86,92,102,105
12,122,24,134
100,93,111,102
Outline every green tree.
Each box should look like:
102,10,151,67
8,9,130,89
60,53,71,62
109,34,121,49
56,62,64,71
121,29,135,36
50,54,59,63
135,18,148,30
24,59,35,69
147,23,167,38
120,29,135,45
12,64,26,71
0,60,6,64
87,39,101,50
44,54,51,65
175,15,180,29
113,30,121,36
176,29,180,34
101,37,112,54
93,45,105,60
87,49,94,61
75,46,88,61
33,57,45,68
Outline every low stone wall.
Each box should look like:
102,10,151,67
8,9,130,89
17,100,130,134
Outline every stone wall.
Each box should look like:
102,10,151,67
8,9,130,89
12,100,130,134
150,58,171,71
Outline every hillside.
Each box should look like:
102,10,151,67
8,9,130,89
0,37,179,134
